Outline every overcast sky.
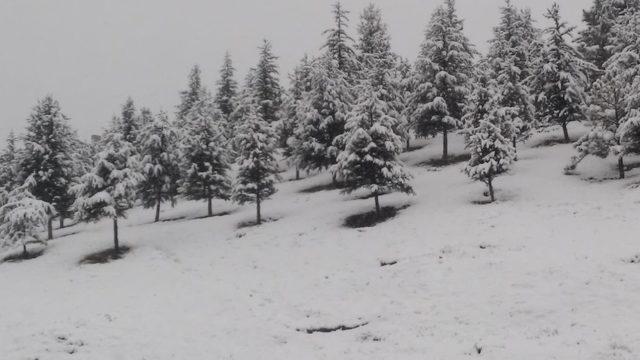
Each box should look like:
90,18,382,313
0,0,592,143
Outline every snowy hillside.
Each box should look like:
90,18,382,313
2,125,640,360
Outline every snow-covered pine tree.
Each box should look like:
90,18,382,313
354,4,408,147
20,96,77,240
215,52,238,140
181,89,232,217
323,2,357,77
253,40,282,125
577,0,640,82
464,79,515,203
290,55,353,176
72,130,142,252
409,0,476,161
487,0,537,153
334,75,413,216
531,3,591,143
464,113,515,203
0,131,20,198
277,55,312,180
395,57,414,150
117,97,140,145
139,107,154,127
233,103,280,225
610,12,640,177
0,176,55,258
138,111,182,222
356,4,394,75
176,65,204,126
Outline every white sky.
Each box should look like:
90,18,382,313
0,0,591,142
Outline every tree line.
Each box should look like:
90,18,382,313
1,0,639,257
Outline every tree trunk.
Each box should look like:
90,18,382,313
295,166,300,181
155,197,161,223
442,128,449,161
256,193,262,225
207,195,213,217
488,177,495,203
512,136,518,161
47,217,53,240
113,217,119,252
562,122,570,143
22,244,28,258
406,137,411,152
59,216,64,229
332,172,337,186
618,156,625,179
374,194,381,217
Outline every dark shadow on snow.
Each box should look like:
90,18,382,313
2,248,46,263
297,322,369,334
416,153,470,168
532,137,572,148
299,182,344,194
344,205,410,229
236,217,279,229
79,246,131,265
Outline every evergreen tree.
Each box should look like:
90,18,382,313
253,40,282,124
334,77,413,216
0,176,55,258
181,89,232,217
0,131,20,197
20,96,77,240
138,111,182,222
117,97,139,145
176,65,203,126
323,2,357,75
72,130,142,252
577,0,640,82
139,107,154,127
465,115,515,203
277,55,313,180
487,0,537,152
290,55,353,175
233,104,280,225
395,57,414,150
409,0,476,161
215,52,238,118
531,3,591,143
464,79,515,202
356,4,394,74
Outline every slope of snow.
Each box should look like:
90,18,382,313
2,124,640,360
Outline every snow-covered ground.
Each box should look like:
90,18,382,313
2,124,640,360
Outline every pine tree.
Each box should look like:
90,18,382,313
290,55,353,175
0,176,55,258
323,2,357,76
253,40,282,125
0,131,20,197
215,52,238,140
409,0,476,161
233,103,280,225
531,3,591,143
117,97,139,145
138,111,182,222
465,115,515,203
20,96,77,240
334,76,413,216
181,89,232,217
176,65,203,126
487,0,537,153
396,57,414,150
577,0,640,81
464,79,515,203
356,4,394,74
72,130,142,252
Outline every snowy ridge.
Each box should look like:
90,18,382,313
2,124,640,359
